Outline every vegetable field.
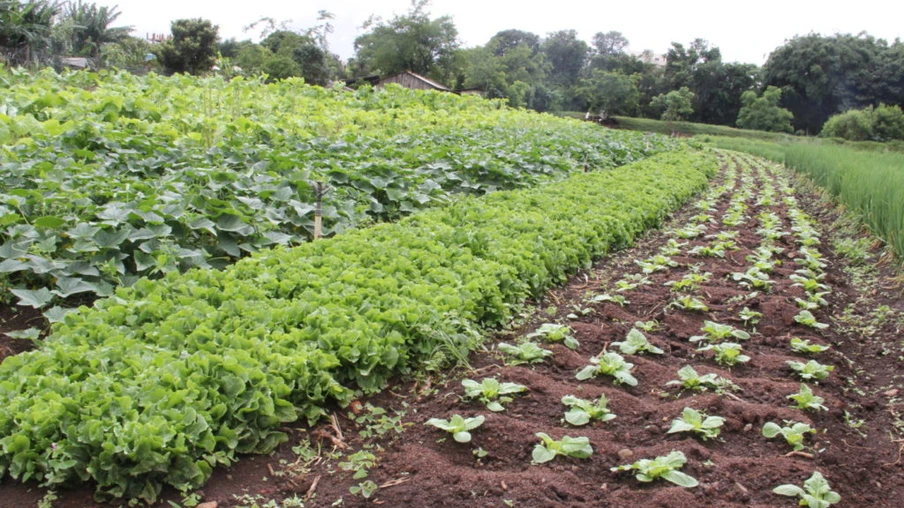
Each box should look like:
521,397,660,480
38,150,896,508
0,70,674,310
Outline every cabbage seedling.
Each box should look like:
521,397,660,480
762,421,815,451
787,384,827,412
789,338,830,355
462,378,527,412
696,342,749,367
531,433,593,464
425,415,485,443
689,321,750,343
526,323,579,350
497,342,553,366
561,394,616,426
787,360,834,381
666,365,736,393
773,471,840,507
667,407,725,440
576,352,637,386
611,328,663,355
794,311,829,330
611,450,698,487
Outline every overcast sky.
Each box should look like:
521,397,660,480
111,0,903,65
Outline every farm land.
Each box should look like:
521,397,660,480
0,74,903,508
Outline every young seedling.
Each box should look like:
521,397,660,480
526,323,579,350
666,365,737,393
790,273,830,294
462,378,527,412
497,341,553,366
773,471,840,507
738,307,763,328
688,244,726,258
425,414,485,443
588,293,629,307
561,394,616,426
787,384,828,412
614,274,653,292
794,311,829,330
731,267,773,290
787,360,834,381
672,224,707,239
762,420,816,451
635,255,679,274
669,295,710,312
634,320,661,332
789,338,830,355
696,342,750,367
611,328,663,355
659,239,688,256
575,352,638,386
531,433,593,464
665,271,711,293
611,450,698,487
667,407,725,441
689,321,750,343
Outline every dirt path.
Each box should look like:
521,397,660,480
2,151,903,508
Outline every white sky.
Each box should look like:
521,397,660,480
111,0,904,65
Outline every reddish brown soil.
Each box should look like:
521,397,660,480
1,153,903,508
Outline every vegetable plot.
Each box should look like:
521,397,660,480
0,69,676,308
0,150,715,501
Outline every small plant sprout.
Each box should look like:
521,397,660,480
773,471,840,507
787,360,834,381
526,323,579,350
689,321,750,343
611,328,664,355
588,293,629,307
462,378,527,412
790,273,830,294
634,320,661,332
688,244,726,258
665,271,711,293
659,238,688,256
635,255,679,274
425,415,485,443
669,295,710,312
561,394,616,426
672,224,707,239
531,433,593,464
731,267,773,290
738,307,763,327
762,420,816,451
667,407,725,441
696,342,750,367
666,365,737,393
787,384,828,412
611,450,698,487
614,274,653,292
575,352,638,386
497,342,553,366
790,338,830,355
794,311,829,330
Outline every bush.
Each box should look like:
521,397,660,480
820,104,904,142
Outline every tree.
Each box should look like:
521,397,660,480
261,30,332,85
650,87,694,121
592,31,629,57
0,0,59,65
692,61,759,125
353,0,459,84
820,104,904,141
58,1,131,58
576,70,639,118
763,33,887,133
664,39,721,91
736,86,794,132
154,18,219,74
541,29,588,89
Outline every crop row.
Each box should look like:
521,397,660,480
0,150,716,501
0,70,676,308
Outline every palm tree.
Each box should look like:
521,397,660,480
0,0,59,65
61,1,131,58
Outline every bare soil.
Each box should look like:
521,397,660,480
1,153,903,508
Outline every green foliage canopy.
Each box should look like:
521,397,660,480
736,86,794,133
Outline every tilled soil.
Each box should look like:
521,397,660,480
2,152,903,508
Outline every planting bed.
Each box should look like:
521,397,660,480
2,152,904,507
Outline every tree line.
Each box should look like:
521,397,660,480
2,0,903,136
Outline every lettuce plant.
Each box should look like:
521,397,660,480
531,433,593,464
667,407,725,440
689,321,750,343
425,415,485,443
794,311,829,330
497,342,553,366
666,365,736,392
611,328,663,355
526,323,579,350
561,395,616,426
789,338,830,355
787,360,834,381
696,342,749,367
787,384,827,412
773,471,840,507
611,450,698,487
575,352,638,386
669,295,710,312
762,421,815,451
462,378,527,412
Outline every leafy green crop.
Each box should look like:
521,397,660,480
425,415,485,443
611,328,663,355
575,351,638,386
531,433,593,464
667,407,725,440
497,342,553,366
689,321,750,343
790,338,830,355
611,450,698,487
0,148,715,501
525,323,579,350
794,311,829,330
788,384,828,412
787,360,834,381
696,342,750,366
666,365,736,393
773,471,840,507
561,394,617,426
462,378,528,412
762,420,816,451
669,295,710,312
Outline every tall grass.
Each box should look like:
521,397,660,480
782,145,904,258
